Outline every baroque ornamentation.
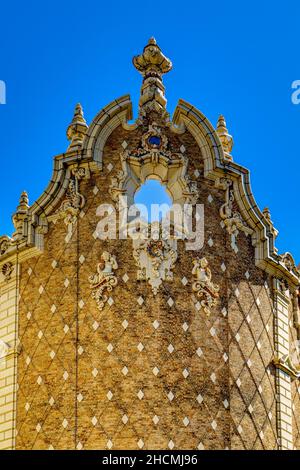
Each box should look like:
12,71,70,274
109,123,197,208
133,224,177,295
273,354,300,380
89,252,118,310
109,170,127,203
217,178,253,253
133,37,172,117
1,262,14,282
50,167,88,231
192,257,220,315
0,237,10,256
281,252,299,277
183,175,199,205
121,122,186,166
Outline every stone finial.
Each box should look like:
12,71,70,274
133,37,172,78
66,103,88,151
12,191,29,240
263,207,278,240
133,38,172,117
263,207,272,224
15,191,29,214
216,115,234,160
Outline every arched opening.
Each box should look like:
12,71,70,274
134,179,172,223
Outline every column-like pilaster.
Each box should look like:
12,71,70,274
273,279,293,450
0,260,19,450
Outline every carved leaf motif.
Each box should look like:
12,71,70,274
89,252,118,311
192,258,220,315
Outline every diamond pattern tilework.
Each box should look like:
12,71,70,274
16,219,79,450
228,270,277,449
15,129,281,450
289,305,300,449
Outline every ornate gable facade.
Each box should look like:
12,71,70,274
0,38,300,450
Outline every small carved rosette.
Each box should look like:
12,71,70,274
89,252,118,310
192,257,220,315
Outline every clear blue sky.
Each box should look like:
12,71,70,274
0,1,299,262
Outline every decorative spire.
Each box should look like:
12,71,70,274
66,103,88,151
133,38,172,117
216,115,234,160
12,191,29,240
263,207,272,224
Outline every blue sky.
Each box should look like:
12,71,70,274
0,1,299,262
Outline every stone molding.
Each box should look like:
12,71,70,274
0,94,299,295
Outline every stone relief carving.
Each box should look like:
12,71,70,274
89,252,118,310
133,228,178,295
273,354,300,380
50,167,88,232
217,178,253,253
121,122,186,166
0,340,10,359
183,175,199,205
133,37,172,118
281,252,299,277
1,262,14,282
109,123,198,211
0,237,10,256
192,257,220,315
109,170,127,203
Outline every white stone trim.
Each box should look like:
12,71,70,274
273,280,294,450
0,263,19,450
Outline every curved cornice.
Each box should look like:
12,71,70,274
173,99,300,288
0,95,299,289
82,95,133,167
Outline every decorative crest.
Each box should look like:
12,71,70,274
133,37,172,78
133,38,172,117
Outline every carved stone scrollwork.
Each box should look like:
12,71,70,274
133,223,178,295
133,37,172,117
192,257,220,315
89,252,118,310
110,123,197,209
183,176,198,205
0,237,10,256
109,170,127,203
273,354,300,380
121,122,186,166
281,252,299,277
217,178,253,253
1,262,14,282
50,167,88,232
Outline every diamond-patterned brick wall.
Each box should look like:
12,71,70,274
16,122,277,449
289,303,300,448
